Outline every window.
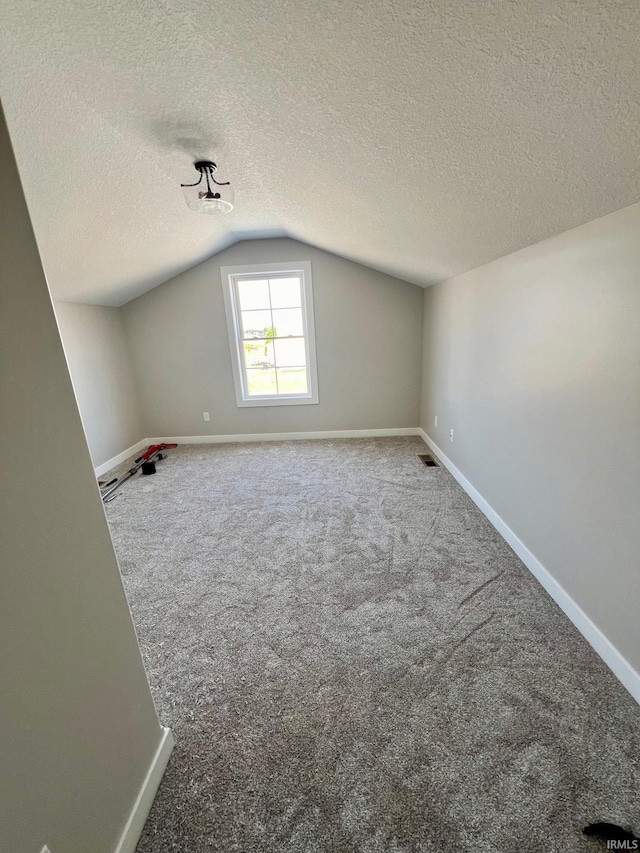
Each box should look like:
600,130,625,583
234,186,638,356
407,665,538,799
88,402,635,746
221,261,319,407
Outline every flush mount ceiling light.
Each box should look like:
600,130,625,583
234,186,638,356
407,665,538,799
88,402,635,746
181,160,234,214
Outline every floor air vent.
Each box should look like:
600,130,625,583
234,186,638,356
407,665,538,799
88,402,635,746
418,454,438,467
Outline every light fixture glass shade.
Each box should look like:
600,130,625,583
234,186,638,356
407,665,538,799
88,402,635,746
181,182,234,214
181,161,234,214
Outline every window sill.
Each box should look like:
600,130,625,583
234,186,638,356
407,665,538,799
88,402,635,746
236,395,319,408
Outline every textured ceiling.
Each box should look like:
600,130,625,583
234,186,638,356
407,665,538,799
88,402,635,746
1,0,639,306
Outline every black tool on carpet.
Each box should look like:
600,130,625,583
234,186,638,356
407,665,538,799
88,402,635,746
583,822,639,846
100,477,118,488
100,443,177,502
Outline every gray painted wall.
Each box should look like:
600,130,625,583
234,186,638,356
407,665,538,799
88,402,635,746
420,202,640,672
123,238,423,437
0,105,164,853
56,302,145,468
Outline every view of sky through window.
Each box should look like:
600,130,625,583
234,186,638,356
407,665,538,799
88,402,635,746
236,275,308,396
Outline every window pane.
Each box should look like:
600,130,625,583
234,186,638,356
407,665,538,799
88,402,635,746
237,279,270,311
245,368,277,396
274,337,306,367
277,367,308,395
241,309,273,338
271,308,304,337
243,340,274,368
269,277,301,308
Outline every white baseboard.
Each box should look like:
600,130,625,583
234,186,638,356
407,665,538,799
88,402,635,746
95,439,148,477
114,726,174,853
418,428,640,706
146,427,421,445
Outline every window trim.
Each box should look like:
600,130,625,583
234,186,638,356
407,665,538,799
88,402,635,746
220,261,319,407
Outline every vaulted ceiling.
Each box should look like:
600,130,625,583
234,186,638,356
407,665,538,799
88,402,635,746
1,0,638,306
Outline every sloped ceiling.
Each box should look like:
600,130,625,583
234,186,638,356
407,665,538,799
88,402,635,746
0,0,638,307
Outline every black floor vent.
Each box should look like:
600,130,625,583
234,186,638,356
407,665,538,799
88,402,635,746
418,454,438,467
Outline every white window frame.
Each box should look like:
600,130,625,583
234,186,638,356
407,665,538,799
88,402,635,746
220,261,319,407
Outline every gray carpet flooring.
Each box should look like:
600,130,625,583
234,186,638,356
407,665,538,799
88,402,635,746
103,437,640,852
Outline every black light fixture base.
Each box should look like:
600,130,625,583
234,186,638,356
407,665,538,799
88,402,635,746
181,158,232,203
194,160,217,171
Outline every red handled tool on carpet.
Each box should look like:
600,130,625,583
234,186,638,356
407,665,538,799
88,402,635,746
100,443,178,502
136,443,178,464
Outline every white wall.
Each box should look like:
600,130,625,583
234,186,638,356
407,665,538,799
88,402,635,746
0,104,167,853
123,238,424,437
420,202,640,674
56,302,145,469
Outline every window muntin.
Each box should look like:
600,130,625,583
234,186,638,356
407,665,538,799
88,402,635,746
221,262,318,407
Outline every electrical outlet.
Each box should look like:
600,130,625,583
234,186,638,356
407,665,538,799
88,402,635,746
434,415,438,427
203,412,210,422
450,428,454,443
